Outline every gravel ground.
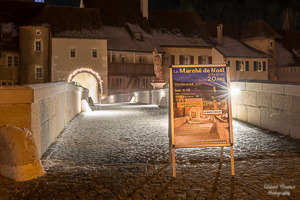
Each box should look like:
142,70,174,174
0,103,299,199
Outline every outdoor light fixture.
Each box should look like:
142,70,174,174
230,87,240,96
160,91,165,96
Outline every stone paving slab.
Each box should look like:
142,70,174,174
0,103,299,199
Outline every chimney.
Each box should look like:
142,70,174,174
80,0,84,8
217,24,223,46
140,0,148,19
283,8,290,31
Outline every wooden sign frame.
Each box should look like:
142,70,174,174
169,64,234,177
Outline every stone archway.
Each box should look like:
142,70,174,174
68,68,103,103
189,107,202,119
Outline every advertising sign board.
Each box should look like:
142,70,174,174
169,65,234,177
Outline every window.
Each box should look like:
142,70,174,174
142,78,149,89
6,55,19,67
7,56,12,67
269,41,273,48
139,56,145,64
133,33,141,41
14,56,18,67
1,82,7,86
70,48,76,58
121,56,126,63
92,49,98,58
202,56,207,64
236,61,249,71
227,60,230,66
7,82,13,86
183,55,189,65
36,30,41,36
163,55,170,65
35,40,42,52
254,61,266,72
35,66,43,79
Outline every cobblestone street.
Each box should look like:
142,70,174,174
0,103,299,199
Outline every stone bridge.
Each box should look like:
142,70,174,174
0,81,299,199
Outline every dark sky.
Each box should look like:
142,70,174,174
45,0,300,30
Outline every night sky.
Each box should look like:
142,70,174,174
45,0,300,30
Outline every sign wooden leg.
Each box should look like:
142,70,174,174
220,147,224,163
169,145,172,164
172,147,176,177
230,146,235,176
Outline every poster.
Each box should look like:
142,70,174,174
170,65,232,147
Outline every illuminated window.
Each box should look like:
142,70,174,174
133,33,141,41
70,48,76,58
254,61,266,72
92,48,98,58
35,40,42,52
236,61,249,71
35,66,43,79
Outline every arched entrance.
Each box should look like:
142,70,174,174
189,107,202,119
68,68,103,103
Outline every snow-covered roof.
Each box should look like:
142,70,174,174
152,30,211,47
104,26,163,53
215,36,269,58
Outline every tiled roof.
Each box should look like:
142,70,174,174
241,20,281,39
26,5,106,39
215,36,269,58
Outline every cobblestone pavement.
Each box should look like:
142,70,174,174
0,103,299,199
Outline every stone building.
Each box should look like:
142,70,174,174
240,20,282,80
19,5,108,102
84,0,161,95
0,1,46,86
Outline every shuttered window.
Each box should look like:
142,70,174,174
190,56,194,64
198,56,202,64
171,55,175,65
245,61,249,71
179,55,183,65
208,56,212,64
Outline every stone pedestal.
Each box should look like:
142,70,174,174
151,79,166,89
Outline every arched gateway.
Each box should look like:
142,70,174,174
68,68,103,103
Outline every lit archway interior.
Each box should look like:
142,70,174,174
68,68,104,103
189,107,202,119
72,73,99,103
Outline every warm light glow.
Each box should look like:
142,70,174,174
231,87,240,96
68,68,103,98
160,91,165,96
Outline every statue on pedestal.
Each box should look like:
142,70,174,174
151,48,166,89
153,48,164,80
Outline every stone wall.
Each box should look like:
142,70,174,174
0,82,88,157
231,81,300,139
103,88,169,107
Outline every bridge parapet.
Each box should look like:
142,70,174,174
231,81,300,139
0,82,89,157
